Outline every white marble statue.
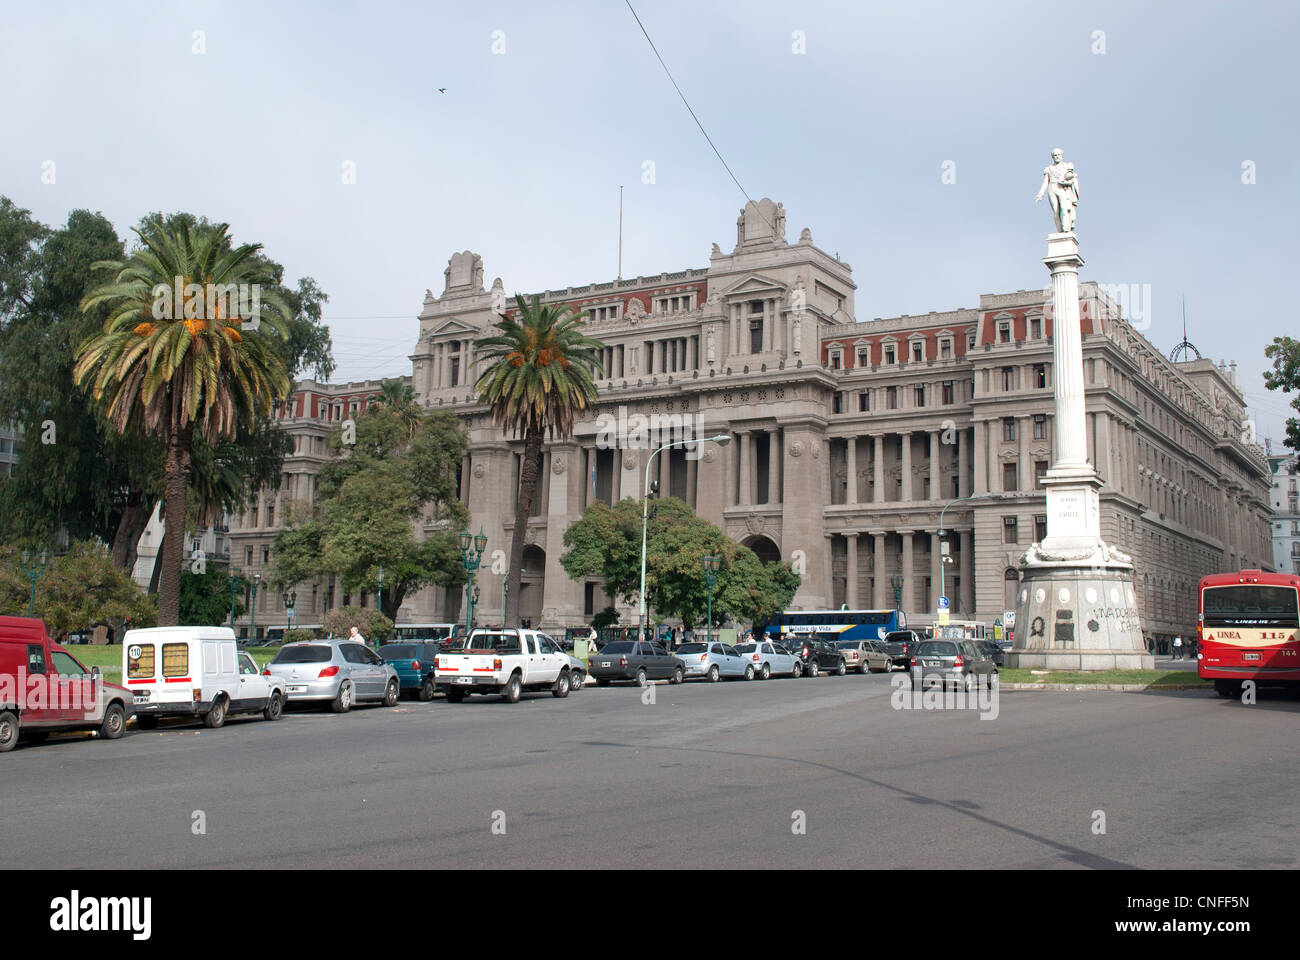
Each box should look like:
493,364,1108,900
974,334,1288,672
1035,148,1079,233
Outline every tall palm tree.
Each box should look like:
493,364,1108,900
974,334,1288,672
73,221,291,625
379,377,420,436
475,294,603,624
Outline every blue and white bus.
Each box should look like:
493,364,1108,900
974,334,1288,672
765,609,908,644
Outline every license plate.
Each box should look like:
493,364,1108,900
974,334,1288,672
600,661,611,667
288,685,307,693
925,660,943,667
1242,652,1262,662
133,695,147,704
456,677,473,684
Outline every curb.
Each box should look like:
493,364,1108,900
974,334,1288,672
999,682,1209,692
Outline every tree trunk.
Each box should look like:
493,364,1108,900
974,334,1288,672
110,489,153,575
505,426,544,626
157,427,193,626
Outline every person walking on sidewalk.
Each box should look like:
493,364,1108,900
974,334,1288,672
1172,635,1183,660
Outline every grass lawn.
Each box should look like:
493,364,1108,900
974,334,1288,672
997,668,1209,687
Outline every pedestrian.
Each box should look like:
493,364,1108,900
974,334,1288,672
349,625,367,647
1172,635,1182,660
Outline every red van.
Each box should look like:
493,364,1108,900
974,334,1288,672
0,616,134,752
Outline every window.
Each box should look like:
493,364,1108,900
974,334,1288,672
914,386,925,407
1034,363,1047,388
267,504,274,527
1003,516,1019,543
858,392,869,412
1003,463,1018,491
1033,414,1047,440
750,317,764,353
829,350,841,370
26,645,46,674
999,321,1011,343
1002,367,1015,391
1003,418,1017,442
832,393,844,414
162,643,189,678
1035,461,1048,487
245,546,253,566
887,386,898,410
967,333,976,350
857,349,869,367
1035,515,1048,542
127,644,154,679
940,338,953,360
942,381,954,405
911,342,924,362
262,546,270,564
1030,317,1042,340
884,344,896,365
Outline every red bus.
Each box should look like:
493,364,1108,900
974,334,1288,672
1198,569,1300,697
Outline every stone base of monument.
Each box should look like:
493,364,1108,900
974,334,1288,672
1006,549,1154,671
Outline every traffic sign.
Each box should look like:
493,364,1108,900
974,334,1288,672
286,608,295,619
937,596,949,609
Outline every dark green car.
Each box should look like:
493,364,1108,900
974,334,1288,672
378,641,444,700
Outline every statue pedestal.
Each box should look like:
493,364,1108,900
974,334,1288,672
1005,229,1152,671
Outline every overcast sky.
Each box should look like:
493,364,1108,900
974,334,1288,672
3,0,1297,444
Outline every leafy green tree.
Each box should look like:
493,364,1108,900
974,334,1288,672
474,294,603,623
561,497,799,631
0,541,156,641
74,220,293,624
179,566,245,626
1265,336,1300,452
269,404,469,620
323,606,393,643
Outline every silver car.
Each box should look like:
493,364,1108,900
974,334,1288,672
266,639,400,712
909,639,997,691
675,641,753,682
734,640,802,679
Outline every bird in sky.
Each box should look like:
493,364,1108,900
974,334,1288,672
438,88,447,93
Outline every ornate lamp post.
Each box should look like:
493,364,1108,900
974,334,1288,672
281,589,297,636
376,566,385,620
502,569,510,628
702,555,721,647
639,435,730,645
459,528,487,636
20,549,48,617
472,585,481,629
890,574,904,611
250,573,261,642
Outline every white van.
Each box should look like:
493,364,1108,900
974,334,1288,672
123,626,287,729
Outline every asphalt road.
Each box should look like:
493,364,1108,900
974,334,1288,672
4,672,1298,869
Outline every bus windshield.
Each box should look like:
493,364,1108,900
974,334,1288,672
1203,585,1299,627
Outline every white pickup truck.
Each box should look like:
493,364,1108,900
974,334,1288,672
434,628,575,703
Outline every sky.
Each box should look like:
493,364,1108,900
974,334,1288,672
3,0,1297,445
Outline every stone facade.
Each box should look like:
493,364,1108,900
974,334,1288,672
232,200,1274,645
1269,451,1300,576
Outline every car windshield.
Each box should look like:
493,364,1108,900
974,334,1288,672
676,643,707,654
378,644,417,659
915,641,959,657
271,645,333,663
599,642,635,654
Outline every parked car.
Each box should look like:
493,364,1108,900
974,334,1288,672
434,628,576,702
378,641,443,700
835,640,880,675
265,639,400,712
125,626,287,729
1,616,134,752
735,640,801,679
909,639,997,690
786,635,847,677
674,641,753,681
976,640,1006,667
588,641,683,686
882,630,925,670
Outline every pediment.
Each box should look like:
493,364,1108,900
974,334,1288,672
428,318,480,339
719,273,786,298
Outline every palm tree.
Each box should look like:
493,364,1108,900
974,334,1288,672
74,221,291,625
475,294,603,624
379,377,420,436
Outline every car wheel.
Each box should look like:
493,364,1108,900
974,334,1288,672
636,667,648,687
331,682,353,714
836,660,846,676
135,715,159,730
744,664,755,681
808,661,819,678
552,671,571,698
501,673,522,703
760,663,771,680
0,710,20,752
792,661,802,678
383,679,400,707
860,662,871,675
445,687,466,703
202,698,226,729
708,665,720,683
571,672,586,691
263,691,283,722
419,678,436,701
671,666,684,685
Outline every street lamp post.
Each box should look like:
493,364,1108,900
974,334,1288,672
459,528,488,636
702,555,720,648
502,570,510,628
250,573,261,642
639,435,730,646
472,585,480,629
20,549,48,617
936,492,988,612
281,589,297,636
376,566,384,620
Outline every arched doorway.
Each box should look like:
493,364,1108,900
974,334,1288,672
518,545,546,627
743,535,781,566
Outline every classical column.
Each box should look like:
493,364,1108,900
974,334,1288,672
846,436,858,505
1097,411,1113,486
687,336,696,370
900,531,915,612
974,421,988,495
929,431,940,501
873,434,884,503
582,447,592,509
686,450,698,508
767,429,780,504
958,428,970,499
765,300,775,352
823,535,835,607
612,448,623,502
1018,416,1031,492
845,531,859,608
899,432,912,502
1047,234,1089,469
738,431,751,505
872,532,887,608
959,529,974,614
658,440,670,498
930,530,942,609
987,422,1001,493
